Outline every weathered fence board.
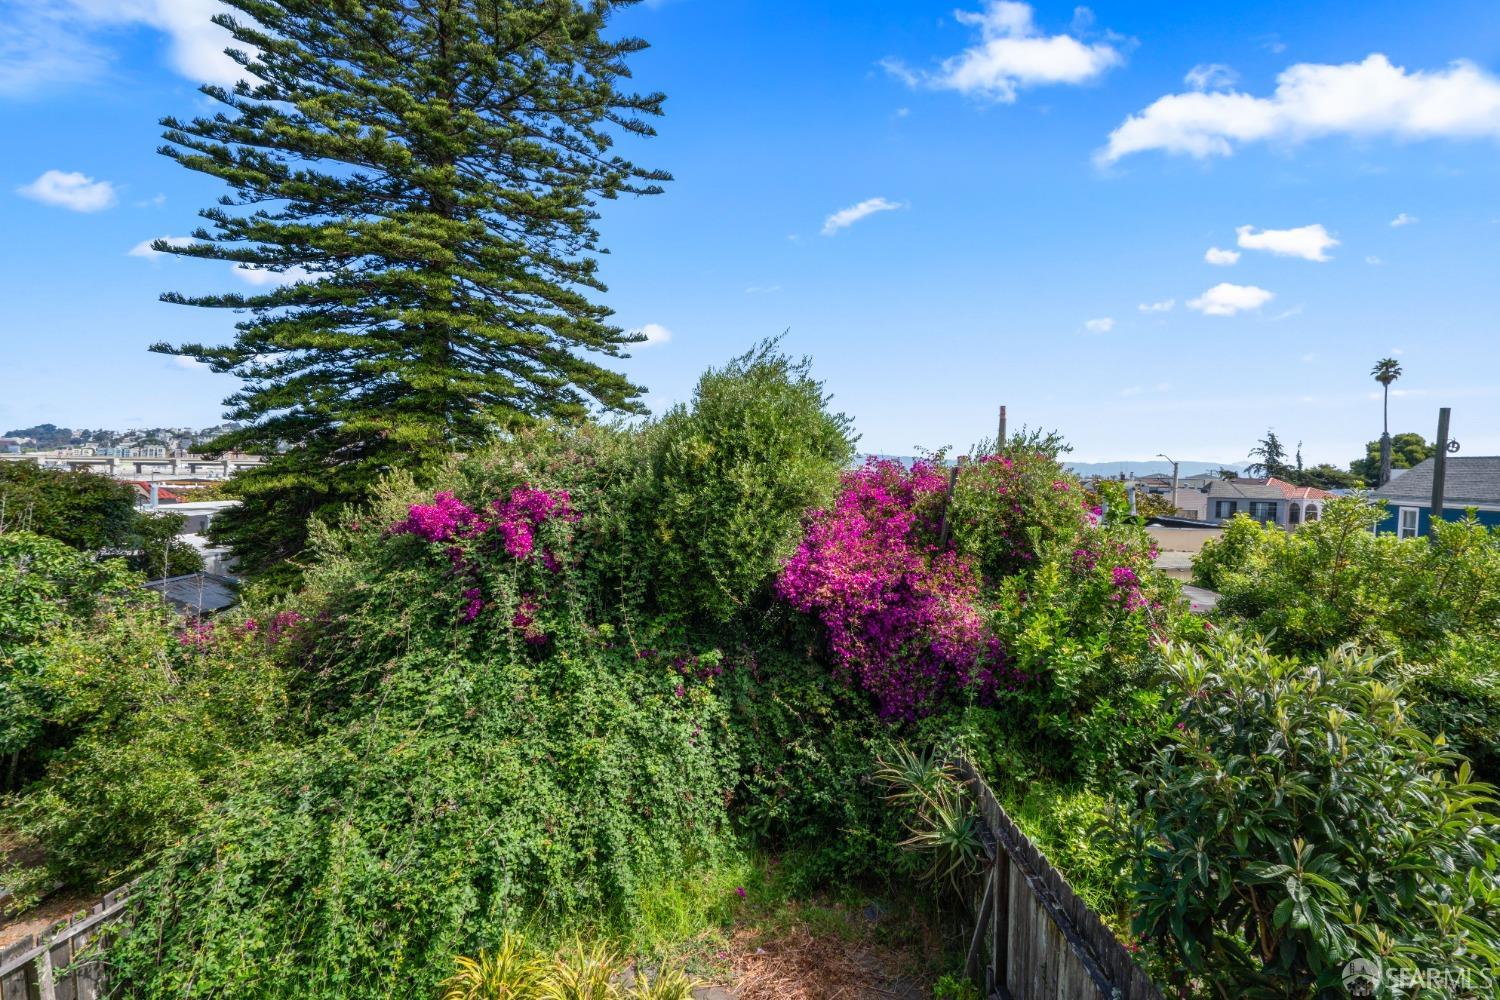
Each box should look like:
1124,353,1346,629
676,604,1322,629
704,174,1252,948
0,890,130,1000
955,759,1162,1000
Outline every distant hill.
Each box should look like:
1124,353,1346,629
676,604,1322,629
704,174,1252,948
862,455,1247,478
1065,460,1246,478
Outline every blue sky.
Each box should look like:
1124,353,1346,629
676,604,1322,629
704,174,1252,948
2,1,1498,465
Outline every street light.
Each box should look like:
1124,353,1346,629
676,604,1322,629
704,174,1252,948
1156,453,1180,504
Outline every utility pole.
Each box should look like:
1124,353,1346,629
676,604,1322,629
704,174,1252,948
997,405,1007,449
1429,407,1451,540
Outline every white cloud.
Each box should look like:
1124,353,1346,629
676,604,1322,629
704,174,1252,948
744,285,782,294
129,235,194,257
1099,54,1500,164
1187,282,1274,316
1390,212,1418,227
233,263,313,286
1235,223,1338,261
1184,63,1237,91
821,197,904,236
0,1,246,94
1083,316,1115,333
1138,299,1175,313
883,1,1122,103
632,323,672,348
1269,304,1305,321
1119,385,1143,396
17,169,117,212
1366,255,1384,265
1204,246,1240,265
168,355,207,371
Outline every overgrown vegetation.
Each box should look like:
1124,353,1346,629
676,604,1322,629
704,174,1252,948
6,346,1499,998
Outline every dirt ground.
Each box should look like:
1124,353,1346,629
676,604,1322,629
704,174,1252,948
670,892,949,1000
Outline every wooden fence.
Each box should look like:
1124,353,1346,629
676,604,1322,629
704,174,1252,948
0,885,131,1000
955,760,1162,1000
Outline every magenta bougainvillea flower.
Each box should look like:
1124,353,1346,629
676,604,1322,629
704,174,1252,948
777,459,1015,720
389,486,575,636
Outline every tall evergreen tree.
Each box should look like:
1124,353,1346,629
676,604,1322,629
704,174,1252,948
149,0,668,580
1246,429,1290,479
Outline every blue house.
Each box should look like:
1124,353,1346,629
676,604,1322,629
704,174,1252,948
1370,456,1500,537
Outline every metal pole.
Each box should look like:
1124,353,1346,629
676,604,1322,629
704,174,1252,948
997,405,1007,449
1429,407,1450,538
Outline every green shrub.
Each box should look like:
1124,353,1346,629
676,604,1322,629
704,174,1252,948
1200,497,1500,663
719,640,903,889
1129,634,1500,994
0,532,145,789
126,510,206,578
640,342,854,624
6,603,297,891
0,464,137,550
946,445,1089,581
983,516,1190,785
1189,512,1271,592
104,461,739,997
1397,637,1500,783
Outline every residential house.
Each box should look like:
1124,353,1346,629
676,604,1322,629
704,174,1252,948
1201,479,1288,525
1371,456,1500,538
1263,477,1333,527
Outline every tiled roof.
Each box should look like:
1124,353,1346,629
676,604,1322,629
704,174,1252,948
1264,477,1335,501
1371,457,1500,506
1203,478,1285,500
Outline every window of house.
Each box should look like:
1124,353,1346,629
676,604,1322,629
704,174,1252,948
1399,507,1419,539
1248,501,1278,523
1215,500,1238,518
1288,502,1301,525
1305,505,1319,522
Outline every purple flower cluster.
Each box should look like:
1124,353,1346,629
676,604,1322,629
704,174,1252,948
777,459,1010,720
388,485,576,633
388,491,485,543
491,485,577,562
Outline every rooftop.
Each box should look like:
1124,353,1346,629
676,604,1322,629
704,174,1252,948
1371,456,1500,507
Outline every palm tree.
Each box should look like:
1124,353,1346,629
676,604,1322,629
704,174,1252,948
1372,358,1403,486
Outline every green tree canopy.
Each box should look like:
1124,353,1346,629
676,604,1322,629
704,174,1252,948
151,0,670,581
1245,429,1291,479
1351,432,1431,487
0,464,137,551
128,511,206,580
1290,462,1362,491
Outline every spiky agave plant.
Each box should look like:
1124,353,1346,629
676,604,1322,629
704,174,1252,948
442,933,549,1000
875,746,985,894
872,744,950,809
539,939,625,1000
628,965,701,1000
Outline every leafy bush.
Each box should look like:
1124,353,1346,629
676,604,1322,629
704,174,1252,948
1197,498,1500,662
0,532,145,789
0,464,137,550
984,509,1188,784
126,510,206,578
103,469,738,997
719,639,904,889
6,604,298,891
1129,635,1500,994
1195,497,1500,783
441,934,698,1000
641,342,854,624
946,448,1090,580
